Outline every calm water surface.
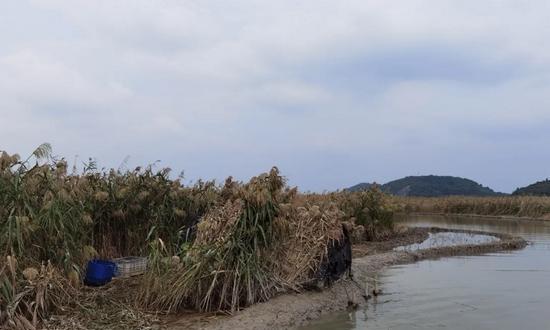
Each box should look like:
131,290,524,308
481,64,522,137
301,215,550,330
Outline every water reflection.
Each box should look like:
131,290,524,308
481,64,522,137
301,214,550,330
394,231,499,251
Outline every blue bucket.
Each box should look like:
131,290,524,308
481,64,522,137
85,260,117,286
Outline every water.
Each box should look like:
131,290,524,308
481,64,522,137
301,214,550,330
394,231,500,252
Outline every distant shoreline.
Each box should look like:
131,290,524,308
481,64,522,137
404,212,550,222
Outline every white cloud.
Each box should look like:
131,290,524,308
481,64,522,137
1,1,550,192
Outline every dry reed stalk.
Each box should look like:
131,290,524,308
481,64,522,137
138,168,354,313
273,203,345,286
0,145,399,325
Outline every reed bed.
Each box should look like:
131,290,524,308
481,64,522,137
0,144,220,327
0,145,396,328
137,168,347,313
398,196,550,219
0,144,219,267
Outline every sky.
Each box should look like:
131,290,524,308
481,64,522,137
1,1,550,193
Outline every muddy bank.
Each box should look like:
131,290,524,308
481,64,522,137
165,227,526,330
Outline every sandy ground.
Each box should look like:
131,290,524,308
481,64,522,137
164,227,526,330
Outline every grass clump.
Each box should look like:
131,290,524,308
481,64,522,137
138,168,348,313
0,257,75,330
0,144,220,270
0,144,220,327
336,187,395,241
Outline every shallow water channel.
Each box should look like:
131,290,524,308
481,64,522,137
301,214,550,330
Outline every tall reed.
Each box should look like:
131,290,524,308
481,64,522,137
0,144,220,272
138,168,349,313
0,144,398,325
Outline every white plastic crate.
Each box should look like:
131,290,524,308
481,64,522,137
113,256,147,277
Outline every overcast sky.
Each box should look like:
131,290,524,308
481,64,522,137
2,1,550,192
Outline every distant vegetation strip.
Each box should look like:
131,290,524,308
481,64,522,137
397,196,550,219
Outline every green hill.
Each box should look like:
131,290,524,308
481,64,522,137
513,179,550,196
347,175,499,197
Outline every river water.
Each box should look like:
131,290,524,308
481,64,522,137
300,214,550,330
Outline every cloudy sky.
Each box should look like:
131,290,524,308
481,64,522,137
2,1,550,192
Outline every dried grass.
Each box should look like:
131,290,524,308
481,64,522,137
273,203,345,286
0,145,397,327
398,196,550,219
0,258,75,330
137,168,349,314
